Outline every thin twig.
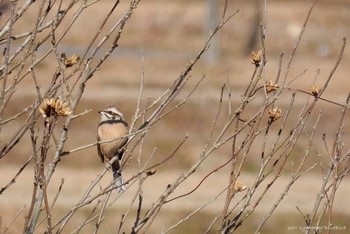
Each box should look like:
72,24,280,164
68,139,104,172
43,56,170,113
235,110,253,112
3,205,26,234
0,157,32,195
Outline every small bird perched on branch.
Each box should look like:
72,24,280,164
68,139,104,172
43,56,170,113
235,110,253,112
97,105,129,192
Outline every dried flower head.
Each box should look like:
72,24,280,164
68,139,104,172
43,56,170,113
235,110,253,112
251,50,262,67
268,107,282,122
146,169,157,176
233,181,247,193
265,80,279,93
62,53,80,68
39,97,72,120
309,85,321,97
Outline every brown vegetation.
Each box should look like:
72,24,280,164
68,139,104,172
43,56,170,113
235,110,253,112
0,0,350,233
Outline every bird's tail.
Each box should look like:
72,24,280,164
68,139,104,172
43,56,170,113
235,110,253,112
113,169,126,192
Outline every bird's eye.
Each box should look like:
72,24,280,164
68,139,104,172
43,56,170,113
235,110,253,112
107,111,114,115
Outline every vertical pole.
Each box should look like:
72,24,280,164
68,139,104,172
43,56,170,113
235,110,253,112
206,0,219,63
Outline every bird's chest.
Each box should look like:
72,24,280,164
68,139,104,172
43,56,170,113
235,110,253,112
98,122,128,157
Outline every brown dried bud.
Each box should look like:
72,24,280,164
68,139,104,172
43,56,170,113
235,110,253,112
309,85,321,97
265,80,279,93
233,181,247,192
146,169,157,176
268,107,282,122
62,53,80,68
251,50,262,67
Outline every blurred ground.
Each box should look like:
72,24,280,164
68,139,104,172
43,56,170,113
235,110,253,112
1,0,350,233
1,165,350,233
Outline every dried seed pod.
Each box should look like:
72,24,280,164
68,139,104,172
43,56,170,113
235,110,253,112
62,53,80,68
39,97,72,120
309,85,321,97
251,50,262,67
233,181,247,192
268,107,282,122
265,80,279,93
146,169,157,176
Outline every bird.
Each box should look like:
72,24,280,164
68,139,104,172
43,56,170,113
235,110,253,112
97,105,129,192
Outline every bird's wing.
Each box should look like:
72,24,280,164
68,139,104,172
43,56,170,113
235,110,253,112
97,135,104,163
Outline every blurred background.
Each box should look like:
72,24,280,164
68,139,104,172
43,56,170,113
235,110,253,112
1,0,350,233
